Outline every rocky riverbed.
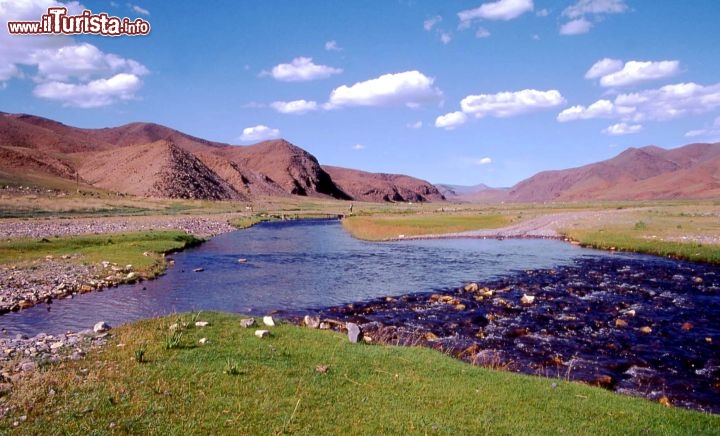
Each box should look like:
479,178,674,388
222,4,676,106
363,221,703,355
282,255,720,414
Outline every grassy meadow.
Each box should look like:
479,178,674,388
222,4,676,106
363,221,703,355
1,312,716,434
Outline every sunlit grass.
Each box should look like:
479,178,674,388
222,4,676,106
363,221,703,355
1,312,716,434
343,214,513,240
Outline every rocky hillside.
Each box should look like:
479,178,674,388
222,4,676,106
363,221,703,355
323,166,445,202
507,143,720,201
0,112,441,202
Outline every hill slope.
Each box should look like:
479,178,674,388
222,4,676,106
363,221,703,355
324,166,445,202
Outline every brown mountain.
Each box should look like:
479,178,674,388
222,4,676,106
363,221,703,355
507,143,720,201
323,166,445,202
0,112,439,202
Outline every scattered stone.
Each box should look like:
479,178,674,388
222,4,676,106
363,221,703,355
319,322,331,330
238,258,248,263
659,396,671,407
681,322,694,331
520,294,535,305
263,316,275,327
195,321,210,327
639,326,652,334
93,321,111,333
126,272,137,281
192,268,204,273
240,318,255,328
614,319,628,328
347,322,363,343
199,338,209,345
623,309,636,317
255,330,269,338
315,365,329,374
463,282,479,292
303,315,321,329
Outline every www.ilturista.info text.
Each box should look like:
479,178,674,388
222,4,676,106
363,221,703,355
7,7,150,36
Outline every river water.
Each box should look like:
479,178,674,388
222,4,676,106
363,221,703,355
1,220,718,413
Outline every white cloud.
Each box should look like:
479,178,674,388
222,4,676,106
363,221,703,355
475,27,491,38
424,15,442,31
458,0,534,25
602,122,642,135
407,121,423,129
560,18,592,35
130,4,150,15
476,157,493,165
29,42,149,81
435,111,468,130
598,60,680,87
558,82,720,123
0,1,148,107
33,73,143,107
440,33,452,44
560,0,628,35
268,57,342,82
327,71,443,109
563,0,628,19
461,89,565,118
585,58,623,79
685,116,720,138
270,100,318,115
239,125,281,142
352,144,366,150
536,8,549,17
557,99,615,121
325,40,342,51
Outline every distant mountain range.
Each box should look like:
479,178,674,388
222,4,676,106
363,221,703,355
1,112,719,203
0,112,443,203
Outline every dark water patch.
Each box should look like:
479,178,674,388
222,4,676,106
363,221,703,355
282,255,720,414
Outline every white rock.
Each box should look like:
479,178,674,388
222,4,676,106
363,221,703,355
240,318,255,328
521,294,535,305
255,330,270,338
195,321,210,327
93,321,111,333
263,316,275,327
199,338,209,345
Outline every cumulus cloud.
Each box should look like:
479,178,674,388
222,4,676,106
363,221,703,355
326,71,443,109
475,27,491,38
0,1,148,107
130,4,150,15
560,0,628,35
268,57,342,82
585,58,623,79
458,0,534,25
29,43,149,81
476,157,493,165
270,99,318,115
602,122,642,135
558,82,720,123
407,121,423,129
560,18,592,35
557,99,615,122
461,89,565,118
352,144,366,150
685,116,720,138
325,40,342,51
239,125,281,142
562,0,628,19
33,73,143,107
424,15,442,31
597,60,680,87
435,111,468,130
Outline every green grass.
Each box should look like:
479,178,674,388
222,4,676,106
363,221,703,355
0,230,203,274
343,214,512,241
565,228,720,264
1,312,716,434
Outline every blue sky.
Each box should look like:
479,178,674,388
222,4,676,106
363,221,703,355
2,0,720,187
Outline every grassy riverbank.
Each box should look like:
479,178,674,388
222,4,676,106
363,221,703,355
0,230,202,275
342,213,512,240
1,312,716,434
